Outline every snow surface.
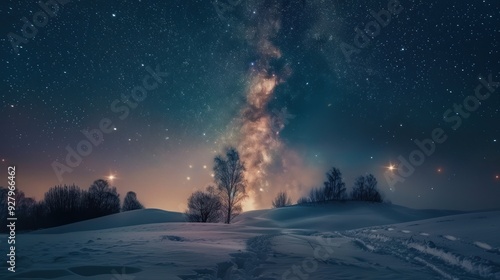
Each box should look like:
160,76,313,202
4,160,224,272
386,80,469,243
2,203,499,280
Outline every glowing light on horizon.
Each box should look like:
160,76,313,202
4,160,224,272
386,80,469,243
243,196,256,211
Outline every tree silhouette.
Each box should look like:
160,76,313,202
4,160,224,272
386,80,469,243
44,184,84,226
0,187,8,225
186,186,222,222
324,167,347,201
122,191,144,211
297,167,348,204
272,191,292,208
351,176,366,201
85,179,120,218
296,196,310,204
310,187,326,203
17,196,36,230
213,147,247,224
32,201,48,229
364,174,382,202
351,174,382,202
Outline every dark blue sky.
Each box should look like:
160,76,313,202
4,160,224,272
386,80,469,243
1,0,499,211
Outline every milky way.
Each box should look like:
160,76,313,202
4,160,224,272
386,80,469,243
222,1,309,210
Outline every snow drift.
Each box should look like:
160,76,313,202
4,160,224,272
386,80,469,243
2,203,498,280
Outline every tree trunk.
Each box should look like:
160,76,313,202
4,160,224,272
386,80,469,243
226,207,231,224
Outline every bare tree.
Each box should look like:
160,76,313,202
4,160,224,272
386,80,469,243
17,196,36,230
296,186,325,204
85,179,121,218
364,174,382,202
32,201,48,229
351,174,382,202
0,187,40,231
324,167,346,200
213,147,247,224
122,191,144,212
44,184,84,226
313,187,327,202
351,176,366,201
272,191,292,208
186,186,222,223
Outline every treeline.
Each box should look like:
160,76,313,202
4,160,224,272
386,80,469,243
0,179,144,232
276,167,383,207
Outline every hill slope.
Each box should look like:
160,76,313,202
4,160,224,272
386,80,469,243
235,201,463,231
33,208,185,234
6,203,498,279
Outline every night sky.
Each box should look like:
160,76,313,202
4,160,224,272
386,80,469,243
1,0,499,212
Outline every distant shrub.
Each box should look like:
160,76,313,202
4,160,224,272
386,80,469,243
272,191,292,208
296,196,311,205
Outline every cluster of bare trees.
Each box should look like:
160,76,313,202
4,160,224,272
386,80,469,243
0,187,38,231
185,147,247,224
350,174,382,202
0,179,144,232
272,191,292,208
186,148,384,222
295,167,383,204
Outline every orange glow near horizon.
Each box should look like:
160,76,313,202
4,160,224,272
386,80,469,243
242,196,257,212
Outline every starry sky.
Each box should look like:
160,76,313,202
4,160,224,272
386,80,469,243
1,0,499,212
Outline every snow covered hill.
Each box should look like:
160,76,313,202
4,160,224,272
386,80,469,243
33,209,185,234
234,201,463,231
2,203,498,279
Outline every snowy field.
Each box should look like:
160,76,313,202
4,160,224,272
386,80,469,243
2,203,499,280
